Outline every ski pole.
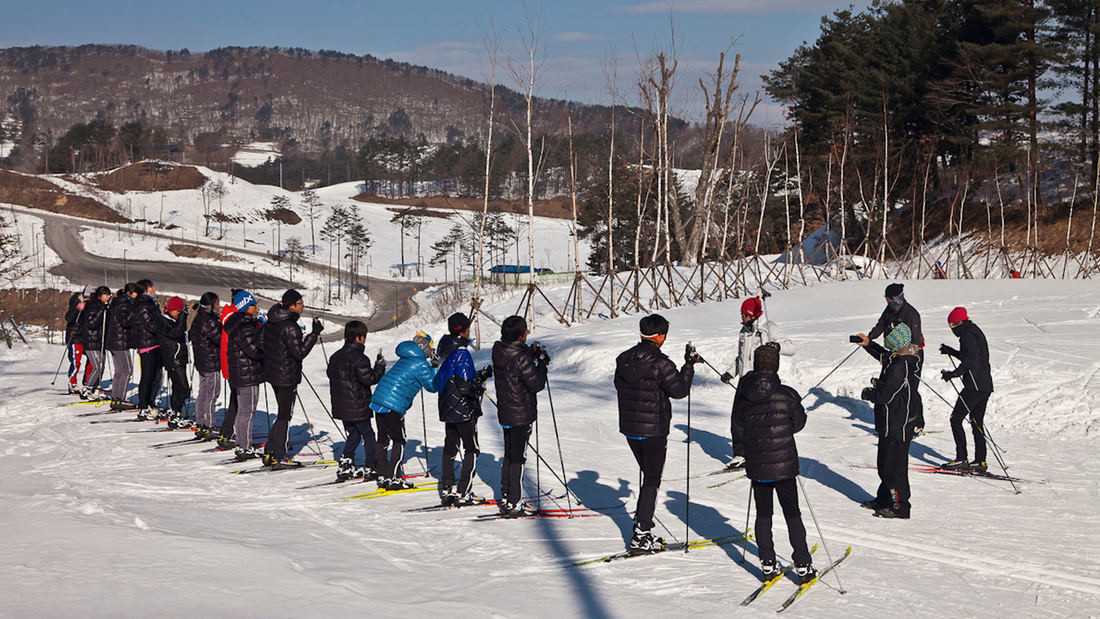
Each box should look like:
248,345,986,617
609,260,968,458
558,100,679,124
801,346,861,401
738,486,753,564
945,359,1018,493
797,476,847,593
544,378,573,517
52,288,87,386
301,371,347,441
685,388,692,552
697,355,736,391
419,392,431,474
943,357,1004,452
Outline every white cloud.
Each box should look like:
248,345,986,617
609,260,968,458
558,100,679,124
554,31,599,43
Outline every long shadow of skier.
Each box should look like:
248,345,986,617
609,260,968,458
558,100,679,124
799,456,875,504
664,490,761,578
570,469,633,543
674,423,732,468
532,503,614,618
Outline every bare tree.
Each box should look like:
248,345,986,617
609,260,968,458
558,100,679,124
0,215,30,286
509,11,545,288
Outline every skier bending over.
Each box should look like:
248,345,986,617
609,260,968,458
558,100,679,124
938,306,994,473
857,323,924,519
492,316,549,518
867,283,925,374
435,312,494,506
731,342,816,583
614,313,696,552
328,320,387,481
370,332,437,490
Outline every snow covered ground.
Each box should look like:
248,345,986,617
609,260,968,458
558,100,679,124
2,209,70,289
230,142,281,168
1,279,1098,616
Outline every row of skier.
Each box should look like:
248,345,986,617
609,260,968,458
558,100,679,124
60,280,995,583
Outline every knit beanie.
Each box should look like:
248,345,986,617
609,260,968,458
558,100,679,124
740,297,763,320
233,290,257,312
947,306,968,325
753,342,781,372
164,296,185,314
884,323,912,352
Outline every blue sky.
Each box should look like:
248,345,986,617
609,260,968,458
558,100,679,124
0,0,868,124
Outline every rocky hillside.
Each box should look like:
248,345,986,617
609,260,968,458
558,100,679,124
0,45,637,165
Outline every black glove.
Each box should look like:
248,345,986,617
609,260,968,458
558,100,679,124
311,317,323,335
374,354,387,372
720,371,734,384
475,365,493,385
684,344,702,365
531,343,551,367
940,369,954,382
860,387,876,402
939,344,956,356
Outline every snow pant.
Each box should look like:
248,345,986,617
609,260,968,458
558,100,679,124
627,436,668,532
375,413,407,479
501,424,533,506
68,342,85,387
341,419,377,468
443,420,480,495
109,350,132,401
752,478,812,565
219,385,238,439
137,350,163,409
233,385,260,448
166,364,190,415
876,437,912,511
950,389,990,463
84,349,105,391
266,384,297,461
195,370,219,428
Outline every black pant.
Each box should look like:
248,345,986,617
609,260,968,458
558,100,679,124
266,384,297,461
137,350,163,409
219,384,238,439
627,436,668,532
443,420,480,494
501,424,532,506
375,413,407,479
166,364,190,415
951,390,990,462
753,478,812,565
876,437,912,510
342,419,377,467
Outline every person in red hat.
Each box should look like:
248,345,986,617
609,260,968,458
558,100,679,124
160,295,192,427
718,295,775,470
939,306,994,472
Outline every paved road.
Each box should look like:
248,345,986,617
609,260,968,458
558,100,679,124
40,213,425,334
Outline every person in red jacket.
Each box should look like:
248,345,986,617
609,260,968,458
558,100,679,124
216,290,240,448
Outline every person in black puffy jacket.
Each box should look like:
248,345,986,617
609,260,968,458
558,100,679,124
491,315,548,516
160,296,191,426
261,289,321,466
866,282,925,375
939,307,994,471
328,320,387,481
106,283,140,409
189,292,222,438
731,343,815,583
435,313,493,506
225,291,264,461
76,286,111,399
130,279,164,416
859,323,923,519
613,313,696,552
64,291,87,395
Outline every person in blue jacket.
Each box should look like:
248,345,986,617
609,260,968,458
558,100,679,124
434,313,493,506
369,332,438,489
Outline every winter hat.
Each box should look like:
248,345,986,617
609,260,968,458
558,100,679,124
448,312,471,335
740,297,763,320
947,306,968,325
501,315,528,343
413,330,434,357
884,323,912,352
884,283,904,299
233,289,257,312
639,313,670,337
164,296,185,314
753,342,781,372
281,289,303,306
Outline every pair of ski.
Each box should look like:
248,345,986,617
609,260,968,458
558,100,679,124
755,546,852,613
296,471,431,491
911,464,1027,484
232,459,338,474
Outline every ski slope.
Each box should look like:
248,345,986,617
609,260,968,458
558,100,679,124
1,278,1098,617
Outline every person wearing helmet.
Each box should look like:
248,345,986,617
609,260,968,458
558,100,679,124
939,307,994,472
369,331,437,489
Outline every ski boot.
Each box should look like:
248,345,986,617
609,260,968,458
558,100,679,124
355,466,377,481
385,477,415,491
498,500,530,519
336,457,355,482
726,455,747,471
440,489,460,507
941,459,969,471
167,414,190,430
216,435,236,450
873,496,911,519
154,408,171,422
860,499,885,510
234,446,260,462
136,408,154,421
794,563,818,585
761,559,782,580
456,492,485,507
969,460,988,473
627,524,665,554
